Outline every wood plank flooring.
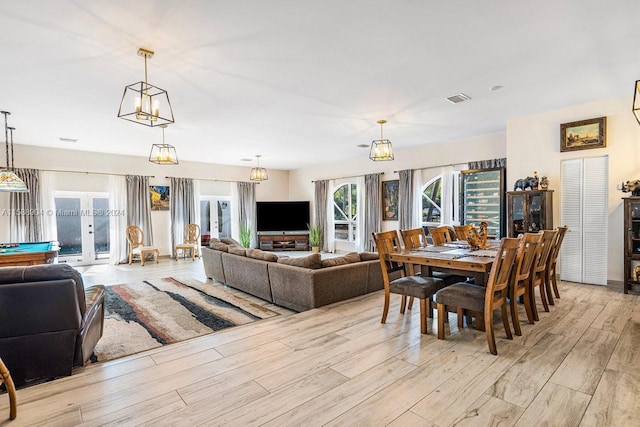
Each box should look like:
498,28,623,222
1,259,640,426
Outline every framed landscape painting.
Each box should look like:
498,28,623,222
382,180,399,221
150,185,170,210
560,116,606,152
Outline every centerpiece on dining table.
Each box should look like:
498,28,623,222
466,221,490,249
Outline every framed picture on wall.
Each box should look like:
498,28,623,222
560,116,606,152
382,180,399,221
150,185,170,210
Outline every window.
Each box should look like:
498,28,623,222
333,183,358,241
422,176,442,224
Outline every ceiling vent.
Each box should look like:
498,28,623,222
445,93,471,104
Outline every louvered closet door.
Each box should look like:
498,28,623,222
560,156,608,285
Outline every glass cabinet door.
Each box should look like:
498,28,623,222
511,194,525,236
528,193,542,232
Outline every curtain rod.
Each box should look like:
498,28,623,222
311,172,383,183
393,162,468,173
165,176,260,184
41,168,154,178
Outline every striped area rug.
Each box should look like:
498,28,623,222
91,277,280,363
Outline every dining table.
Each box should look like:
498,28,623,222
385,241,500,286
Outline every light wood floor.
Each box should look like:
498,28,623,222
1,259,639,426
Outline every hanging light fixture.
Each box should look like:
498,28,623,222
0,111,27,192
633,80,640,124
369,119,394,161
250,155,268,181
118,48,174,127
149,124,178,165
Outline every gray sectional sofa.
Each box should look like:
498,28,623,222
201,238,385,312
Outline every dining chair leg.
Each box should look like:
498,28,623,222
400,295,407,314
545,270,555,306
552,273,560,299
155,250,159,263
419,298,427,334
523,291,535,324
501,305,512,340
529,283,540,322
485,311,497,355
427,300,434,319
539,282,550,312
381,292,390,324
408,296,414,310
457,308,464,328
510,298,522,336
437,303,446,339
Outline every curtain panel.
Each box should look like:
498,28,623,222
364,173,381,251
468,158,506,170
236,181,256,247
9,168,42,242
126,175,153,245
398,169,413,230
314,180,328,252
170,177,196,257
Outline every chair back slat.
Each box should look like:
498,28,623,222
428,226,454,246
126,225,143,249
453,224,474,241
400,228,427,250
485,237,521,308
514,232,543,284
372,230,406,279
184,224,201,243
533,230,558,274
548,226,568,267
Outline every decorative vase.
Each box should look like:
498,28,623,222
311,246,320,253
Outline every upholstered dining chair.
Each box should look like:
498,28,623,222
428,226,455,246
372,230,446,334
453,224,474,241
509,232,542,336
126,225,159,266
434,237,522,355
0,357,17,420
174,223,201,261
545,226,569,305
529,229,558,321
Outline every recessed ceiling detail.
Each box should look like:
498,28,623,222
445,93,471,104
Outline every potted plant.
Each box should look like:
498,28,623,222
239,224,252,248
307,223,322,253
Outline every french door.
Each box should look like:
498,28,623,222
54,192,111,265
200,197,232,243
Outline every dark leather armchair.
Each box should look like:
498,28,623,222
0,264,105,386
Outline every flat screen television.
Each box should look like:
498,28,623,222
256,201,310,233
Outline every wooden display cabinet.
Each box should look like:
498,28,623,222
506,190,553,237
259,233,309,251
623,197,640,294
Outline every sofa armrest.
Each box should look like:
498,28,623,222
75,285,105,366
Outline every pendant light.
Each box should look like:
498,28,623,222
149,124,178,165
0,111,27,192
118,48,175,127
369,119,394,161
250,155,268,181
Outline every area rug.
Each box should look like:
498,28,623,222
91,277,280,363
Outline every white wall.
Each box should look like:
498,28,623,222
506,96,640,282
0,144,290,255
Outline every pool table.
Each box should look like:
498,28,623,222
0,241,59,267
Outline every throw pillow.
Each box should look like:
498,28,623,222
246,248,279,262
277,253,322,269
228,245,247,256
359,251,380,261
321,252,361,268
221,237,243,247
210,241,229,252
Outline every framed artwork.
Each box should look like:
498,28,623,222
560,116,606,152
382,180,399,221
150,185,170,210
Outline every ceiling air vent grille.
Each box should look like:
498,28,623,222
445,93,471,104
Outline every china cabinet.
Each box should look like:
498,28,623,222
506,190,554,237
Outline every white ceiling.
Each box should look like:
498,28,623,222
1,0,639,170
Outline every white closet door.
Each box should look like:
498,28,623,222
560,156,608,285
560,159,583,283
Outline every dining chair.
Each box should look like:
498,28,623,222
0,357,17,420
126,225,160,266
453,224,474,241
434,237,522,355
545,226,569,305
428,226,455,246
529,229,558,321
372,230,446,334
509,232,542,336
174,223,201,261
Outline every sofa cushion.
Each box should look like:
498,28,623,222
221,237,243,246
277,253,321,269
209,240,229,252
228,245,247,256
359,251,380,261
246,248,279,262
321,252,360,268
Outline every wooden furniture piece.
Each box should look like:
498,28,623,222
126,225,159,266
453,225,473,241
174,223,201,261
460,167,505,239
258,233,309,251
0,357,17,420
434,237,521,355
529,229,558,321
506,190,554,237
509,232,542,336
545,226,568,304
623,197,640,294
373,230,446,334
428,226,455,245
0,241,58,267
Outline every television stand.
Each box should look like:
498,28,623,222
259,233,309,251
